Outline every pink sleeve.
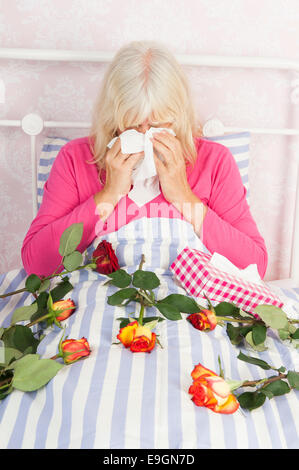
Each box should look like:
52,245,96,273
201,147,268,279
21,144,100,277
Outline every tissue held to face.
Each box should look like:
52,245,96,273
104,119,172,201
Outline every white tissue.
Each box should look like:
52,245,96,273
107,127,176,207
209,252,264,285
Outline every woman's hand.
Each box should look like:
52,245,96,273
150,131,193,204
104,137,144,201
150,130,208,234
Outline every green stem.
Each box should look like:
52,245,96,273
0,377,13,388
26,313,52,328
0,263,94,299
216,316,257,324
138,303,145,326
139,289,154,306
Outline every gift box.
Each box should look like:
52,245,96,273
170,247,284,314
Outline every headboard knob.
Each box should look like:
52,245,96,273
21,113,44,136
202,118,225,137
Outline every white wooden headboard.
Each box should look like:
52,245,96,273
0,48,298,284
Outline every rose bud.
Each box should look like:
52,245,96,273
61,337,91,364
117,322,156,353
92,240,120,274
187,309,217,331
189,363,239,414
52,299,76,322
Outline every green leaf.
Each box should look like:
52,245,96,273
29,291,49,323
237,351,272,370
143,319,159,330
287,371,299,390
239,325,254,337
132,270,160,290
226,323,244,345
245,331,267,351
107,269,132,288
59,223,83,257
156,302,182,321
11,354,64,392
262,379,290,397
214,302,240,318
50,277,73,303
117,316,164,329
237,391,267,411
11,303,38,325
291,328,299,340
260,389,274,399
278,328,290,341
47,291,54,311
0,384,13,401
254,305,288,330
158,294,199,313
25,274,42,293
63,250,83,271
2,325,40,354
0,347,23,366
252,324,267,345
37,278,51,293
107,288,138,306
0,327,5,339
288,324,297,335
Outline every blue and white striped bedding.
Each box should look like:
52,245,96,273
0,217,299,449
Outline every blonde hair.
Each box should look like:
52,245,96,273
87,40,203,183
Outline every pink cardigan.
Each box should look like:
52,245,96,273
21,136,268,279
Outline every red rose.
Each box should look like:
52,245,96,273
92,240,120,274
61,337,91,364
187,309,217,331
52,298,76,321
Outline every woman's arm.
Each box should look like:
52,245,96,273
198,146,268,279
21,144,117,278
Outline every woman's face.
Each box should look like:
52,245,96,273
116,118,172,136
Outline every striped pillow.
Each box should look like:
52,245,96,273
37,136,70,210
37,132,251,209
204,131,250,203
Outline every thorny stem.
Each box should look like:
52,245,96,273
216,316,257,324
240,373,287,389
138,254,146,271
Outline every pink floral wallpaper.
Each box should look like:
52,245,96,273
0,0,299,281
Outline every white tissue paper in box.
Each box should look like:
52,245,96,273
209,252,264,285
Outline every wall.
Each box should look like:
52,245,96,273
0,0,299,281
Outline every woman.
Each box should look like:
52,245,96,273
21,40,268,279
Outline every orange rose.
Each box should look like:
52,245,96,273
117,321,156,353
189,363,239,414
61,337,91,364
52,299,76,321
187,309,217,331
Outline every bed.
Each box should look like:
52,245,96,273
0,48,299,449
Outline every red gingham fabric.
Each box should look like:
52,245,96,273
170,247,283,314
